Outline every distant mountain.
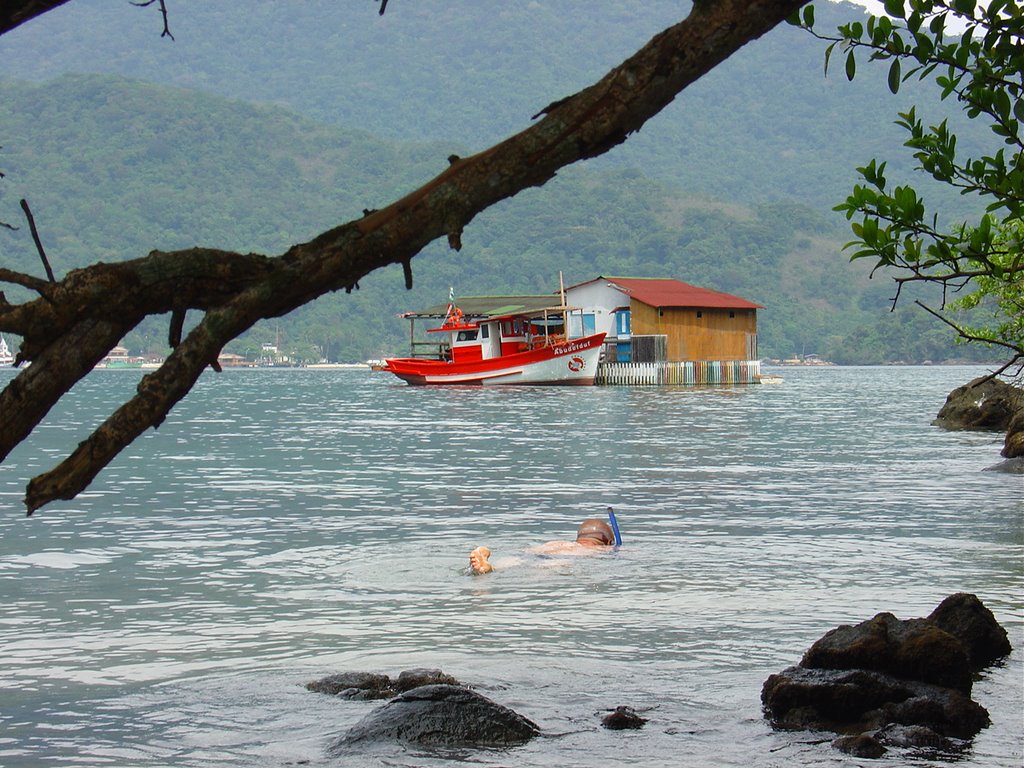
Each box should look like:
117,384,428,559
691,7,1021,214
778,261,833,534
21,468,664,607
0,3,996,363
0,0,985,212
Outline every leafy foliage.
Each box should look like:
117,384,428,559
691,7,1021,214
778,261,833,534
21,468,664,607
795,0,1024,373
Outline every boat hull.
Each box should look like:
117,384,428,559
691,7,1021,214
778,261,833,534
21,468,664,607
385,333,605,386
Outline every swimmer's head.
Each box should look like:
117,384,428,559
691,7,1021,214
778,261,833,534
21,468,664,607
576,518,615,547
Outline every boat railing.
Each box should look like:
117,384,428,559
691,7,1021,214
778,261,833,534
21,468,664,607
410,340,448,359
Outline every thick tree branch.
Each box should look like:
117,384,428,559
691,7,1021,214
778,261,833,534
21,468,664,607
0,319,133,465
0,0,71,36
1,0,806,512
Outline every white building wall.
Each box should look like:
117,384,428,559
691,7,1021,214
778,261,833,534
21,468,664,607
565,280,629,340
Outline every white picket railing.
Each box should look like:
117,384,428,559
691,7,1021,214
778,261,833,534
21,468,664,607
595,360,761,386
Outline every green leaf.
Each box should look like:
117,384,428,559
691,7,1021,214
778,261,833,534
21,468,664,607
803,5,815,28
883,0,905,18
846,49,857,81
888,59,902,94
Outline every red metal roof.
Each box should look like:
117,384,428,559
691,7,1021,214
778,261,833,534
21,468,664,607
593,276,763,310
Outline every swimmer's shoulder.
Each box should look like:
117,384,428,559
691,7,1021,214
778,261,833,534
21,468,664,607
531,540,579,555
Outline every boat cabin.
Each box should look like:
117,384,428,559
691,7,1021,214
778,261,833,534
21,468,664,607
401,295,582,361
433,311,571,364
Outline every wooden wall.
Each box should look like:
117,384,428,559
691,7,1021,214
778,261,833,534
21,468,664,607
631,302,757,361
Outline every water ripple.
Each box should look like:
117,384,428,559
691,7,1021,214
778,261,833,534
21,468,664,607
0,366,1020,767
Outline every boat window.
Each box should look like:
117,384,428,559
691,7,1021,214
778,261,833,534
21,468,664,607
480,325,489,339
501,319,525,338
456,330,478,342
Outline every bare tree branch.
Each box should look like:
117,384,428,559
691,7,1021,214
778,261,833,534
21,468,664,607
130,0,174,40
19,199,55,282
913,300,1024,381
1,0,806,512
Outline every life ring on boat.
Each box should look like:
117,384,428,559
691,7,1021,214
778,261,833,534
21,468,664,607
567,356,585,372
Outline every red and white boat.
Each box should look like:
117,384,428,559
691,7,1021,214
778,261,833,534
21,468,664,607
384,300,605,386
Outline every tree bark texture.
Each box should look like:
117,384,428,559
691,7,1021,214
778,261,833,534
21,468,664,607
0,0,806,512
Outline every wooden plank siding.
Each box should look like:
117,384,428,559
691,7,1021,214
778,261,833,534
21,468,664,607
630,301,757,362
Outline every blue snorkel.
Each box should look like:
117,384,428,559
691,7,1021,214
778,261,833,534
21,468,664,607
607,507,622,547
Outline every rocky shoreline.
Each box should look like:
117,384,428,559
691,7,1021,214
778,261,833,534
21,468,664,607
305,595,1010,761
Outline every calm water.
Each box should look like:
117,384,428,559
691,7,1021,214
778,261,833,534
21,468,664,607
0,365,1020,768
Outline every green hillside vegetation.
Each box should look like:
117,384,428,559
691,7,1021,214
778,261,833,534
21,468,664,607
0,1,988,216
0,75,994,364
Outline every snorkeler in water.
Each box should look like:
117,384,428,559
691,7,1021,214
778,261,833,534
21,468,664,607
468,512,620,575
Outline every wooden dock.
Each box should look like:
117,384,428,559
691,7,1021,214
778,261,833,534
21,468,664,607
595,360,760,386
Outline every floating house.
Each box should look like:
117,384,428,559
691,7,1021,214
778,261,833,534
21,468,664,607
564,276,762,385
397,276,764,385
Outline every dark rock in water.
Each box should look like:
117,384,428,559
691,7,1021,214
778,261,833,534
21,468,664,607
761,594,1012,749
800,612,972,693
933,376,1023,432
601,706,647,730
305,668,461,701
306,671,394,699
832,734,886,759
983,457,1024,473
761,666,989,739
1003,409,1024,458
874,723,962,754
928,593,1012,670
330,684,540,750
394,668,461,692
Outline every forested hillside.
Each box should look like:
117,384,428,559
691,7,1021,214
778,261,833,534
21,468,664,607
0,0,983,212
0,2,996,363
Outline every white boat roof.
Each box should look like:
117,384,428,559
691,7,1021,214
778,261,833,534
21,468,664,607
400,295,579,320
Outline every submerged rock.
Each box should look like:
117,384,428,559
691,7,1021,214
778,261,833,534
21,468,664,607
601,706,647,730
874,723,964,755
329,684,540,750
832,734,886,759
983,457,1024,473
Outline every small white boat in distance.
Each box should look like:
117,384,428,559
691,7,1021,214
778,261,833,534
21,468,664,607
0,334,14,366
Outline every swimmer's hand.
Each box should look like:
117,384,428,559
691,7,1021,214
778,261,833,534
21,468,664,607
469,546,493,575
